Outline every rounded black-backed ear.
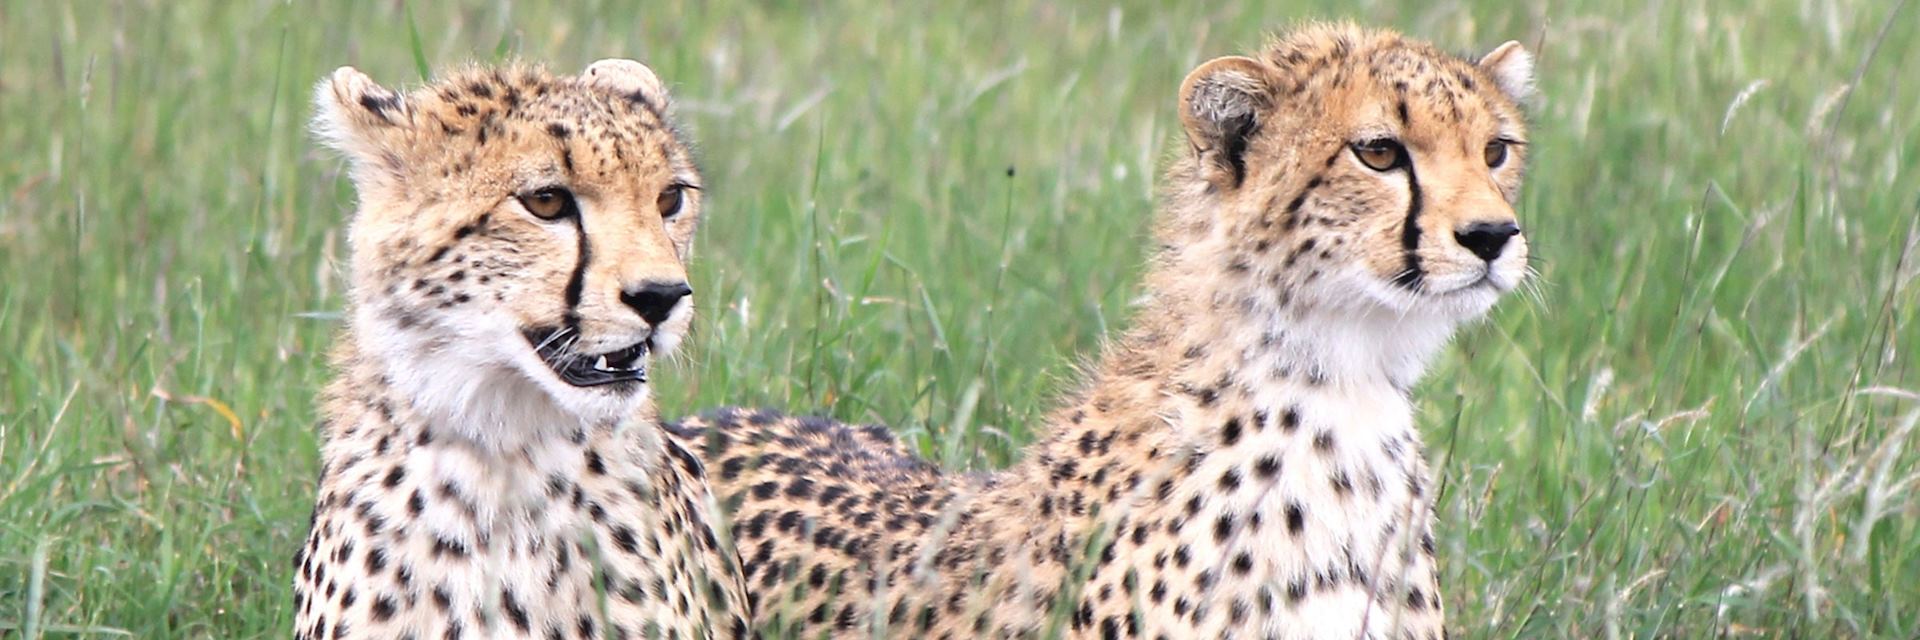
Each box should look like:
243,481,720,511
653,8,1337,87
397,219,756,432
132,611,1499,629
1178,56,1275,190
583,58,670,111
312,66,411,187
1477,41,1537,106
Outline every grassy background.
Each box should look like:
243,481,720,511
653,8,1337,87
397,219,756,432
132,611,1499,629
3,0,1918,637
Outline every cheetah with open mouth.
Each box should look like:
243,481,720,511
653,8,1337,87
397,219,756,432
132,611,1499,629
293,60,751,640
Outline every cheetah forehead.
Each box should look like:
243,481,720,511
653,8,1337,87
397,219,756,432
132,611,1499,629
1262,23,1528,132
396,64,696,177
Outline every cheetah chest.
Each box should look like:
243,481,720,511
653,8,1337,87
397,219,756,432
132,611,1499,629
1109,387,1442,638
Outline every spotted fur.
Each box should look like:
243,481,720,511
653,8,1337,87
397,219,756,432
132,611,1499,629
293,60,751,640
669,24,1535,639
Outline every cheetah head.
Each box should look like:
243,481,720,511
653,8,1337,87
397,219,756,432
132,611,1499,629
315,60,701,436
1173,24,1534,324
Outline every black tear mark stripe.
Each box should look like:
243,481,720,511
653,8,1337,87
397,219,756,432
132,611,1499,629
563,214,591,328
1393,161,1425,289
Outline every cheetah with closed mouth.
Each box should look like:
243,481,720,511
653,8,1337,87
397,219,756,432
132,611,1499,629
293,60,751,639
670,24,1535,639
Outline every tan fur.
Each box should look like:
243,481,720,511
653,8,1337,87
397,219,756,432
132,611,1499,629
293,61,751,640
670,24,1534,639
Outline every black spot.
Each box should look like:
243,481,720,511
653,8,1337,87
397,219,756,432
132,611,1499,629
1220,418,1243,446
381,466,404,488
1286,503,1305,533
777,510,803,533
1213,513,1235,542
1313,431,1335,452
547,122,571,138
719,456,748,481
370,595,397,621
504,590,531,631
364,546,388,574
1281,406,1301,431
1255,455,1281,478
431,535,468,558
1232,552,1254,575
612,526,639,554
585,450,607,475
786,477,815,499
1219,468,1242,491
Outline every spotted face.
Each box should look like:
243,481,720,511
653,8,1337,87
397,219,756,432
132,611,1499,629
1177,28,1535,321
315,60,701,437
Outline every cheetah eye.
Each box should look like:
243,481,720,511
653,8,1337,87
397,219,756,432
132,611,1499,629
660,183,691,218
656,183,690,220
1351,139,1405,172
1484,139,1510,168
518,187,578,220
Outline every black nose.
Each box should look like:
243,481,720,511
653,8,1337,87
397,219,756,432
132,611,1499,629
1454,221,1521,262
621,281,692,325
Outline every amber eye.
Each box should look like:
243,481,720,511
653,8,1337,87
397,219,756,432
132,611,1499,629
657,184,688,219
1351,139,1405,171
1485,139,1510,168
518,187,577,220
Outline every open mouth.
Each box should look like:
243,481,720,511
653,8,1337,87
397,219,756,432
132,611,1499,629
522,327,649,387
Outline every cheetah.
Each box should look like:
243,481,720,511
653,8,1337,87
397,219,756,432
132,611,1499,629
292,60,752,639
669,24,1536,639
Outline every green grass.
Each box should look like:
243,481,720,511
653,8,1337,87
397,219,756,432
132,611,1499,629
3,0,1918,637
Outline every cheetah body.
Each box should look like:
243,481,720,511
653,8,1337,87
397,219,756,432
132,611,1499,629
293,60,750,640
672,24,1536,640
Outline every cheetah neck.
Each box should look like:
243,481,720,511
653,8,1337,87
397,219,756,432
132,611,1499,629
972,273,1452,634
348,303,612,456
1006,259,1458,541
1030,260,1458,454
317,332,674,536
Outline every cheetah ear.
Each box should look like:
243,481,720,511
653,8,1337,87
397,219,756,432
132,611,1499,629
1178,56,1274,190
583,59,670,110
1478,41,1536,105
312,66,412,185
